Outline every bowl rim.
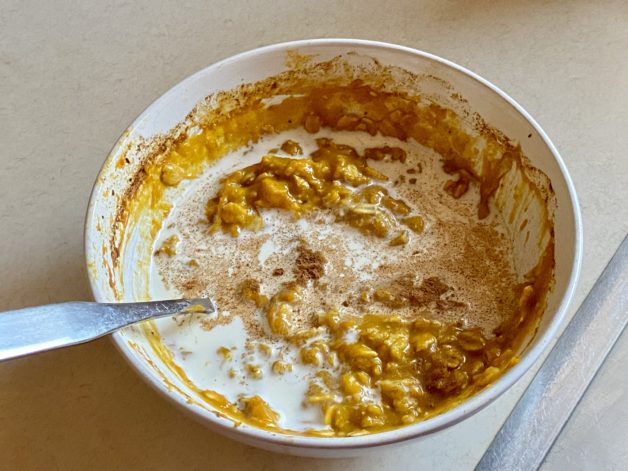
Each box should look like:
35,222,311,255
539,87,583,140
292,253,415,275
84,38,583,450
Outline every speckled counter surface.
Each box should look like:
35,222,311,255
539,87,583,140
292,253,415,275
1,1,627,469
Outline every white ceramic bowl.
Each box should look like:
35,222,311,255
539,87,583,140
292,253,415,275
85,39,582,457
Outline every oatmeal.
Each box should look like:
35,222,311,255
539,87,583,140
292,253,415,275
114,62,554,436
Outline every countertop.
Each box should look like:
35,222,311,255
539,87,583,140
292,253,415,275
1,1,627,469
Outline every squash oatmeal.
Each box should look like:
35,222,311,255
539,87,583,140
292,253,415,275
113,55,555,436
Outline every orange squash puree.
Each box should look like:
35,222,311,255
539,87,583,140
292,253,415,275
233,262,531,435
205,138,422,242
306,312,516,433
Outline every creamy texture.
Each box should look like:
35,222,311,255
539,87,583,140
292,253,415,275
154,130,516,333
108,61,555,435
149,130,521,433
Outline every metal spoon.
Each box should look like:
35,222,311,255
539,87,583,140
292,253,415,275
0,298,216,361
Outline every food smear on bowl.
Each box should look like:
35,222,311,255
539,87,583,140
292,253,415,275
113,56,555,436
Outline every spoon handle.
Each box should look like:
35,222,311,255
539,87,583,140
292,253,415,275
0,298,215,361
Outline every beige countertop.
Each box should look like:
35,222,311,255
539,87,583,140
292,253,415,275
1,1,627,469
